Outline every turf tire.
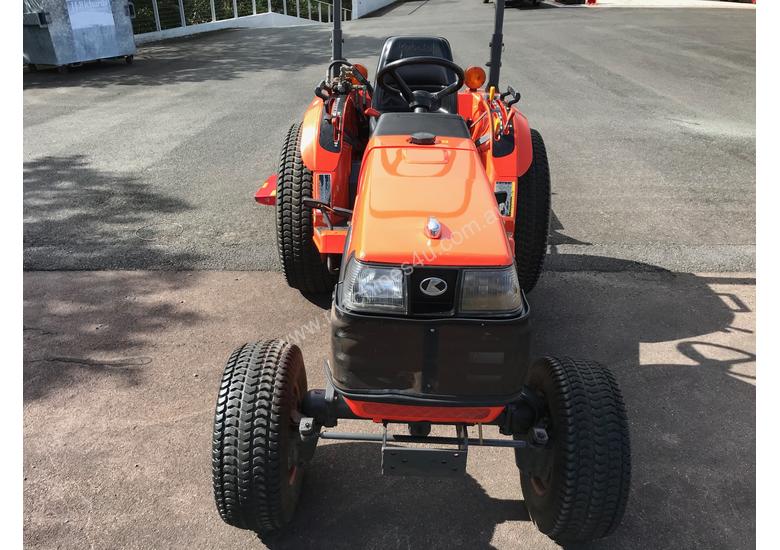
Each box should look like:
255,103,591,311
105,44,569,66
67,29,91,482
276,123,336,294
519,357,631,544
212,340,308,535
514,129,551,293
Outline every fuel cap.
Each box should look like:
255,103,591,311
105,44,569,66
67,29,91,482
409,132,436,145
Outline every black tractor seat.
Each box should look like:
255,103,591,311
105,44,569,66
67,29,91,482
372,112,470,139
372,36,459,116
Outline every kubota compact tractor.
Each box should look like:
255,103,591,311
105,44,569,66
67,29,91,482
212,0,631,544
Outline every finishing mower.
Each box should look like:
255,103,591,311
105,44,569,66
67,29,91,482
212,0,630,544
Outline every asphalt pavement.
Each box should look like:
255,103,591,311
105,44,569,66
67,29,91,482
24,270,755,549
23,1,755,549
23,0,755,272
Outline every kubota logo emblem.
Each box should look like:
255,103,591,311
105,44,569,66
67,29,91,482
420,277,447,297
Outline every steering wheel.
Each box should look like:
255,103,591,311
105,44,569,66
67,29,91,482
376,57,465,113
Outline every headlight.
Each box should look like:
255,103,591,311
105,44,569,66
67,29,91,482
341,258,406,314
459,267,523,314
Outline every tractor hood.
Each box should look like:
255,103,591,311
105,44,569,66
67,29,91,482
348,136,513,267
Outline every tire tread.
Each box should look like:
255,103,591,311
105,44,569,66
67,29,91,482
212,340,306,534
276,123,335,294
514,129,551,293
522,357,631,543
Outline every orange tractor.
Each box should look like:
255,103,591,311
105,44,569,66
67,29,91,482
212,0,630,544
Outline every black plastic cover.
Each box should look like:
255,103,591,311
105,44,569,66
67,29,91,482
328,296,531,403
410,132,437,145
372,113,470,139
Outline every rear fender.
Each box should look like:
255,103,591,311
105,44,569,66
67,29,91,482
485,108,533,239
300,97,356,210
299,97,355,255
510,108,533,177
456,90,533,178
300,98,340,173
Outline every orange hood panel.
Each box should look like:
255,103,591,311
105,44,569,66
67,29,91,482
349,136,513,267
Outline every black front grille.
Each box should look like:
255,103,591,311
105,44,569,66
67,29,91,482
409,267,460,316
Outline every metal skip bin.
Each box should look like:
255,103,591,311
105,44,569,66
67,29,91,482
24,0,136,69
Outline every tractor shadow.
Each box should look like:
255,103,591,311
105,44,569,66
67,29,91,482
23,25,386,89
265,441,530,550
300,291,334,310
548,207,592,248
530,256,755,549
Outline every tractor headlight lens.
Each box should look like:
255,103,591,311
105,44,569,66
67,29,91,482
342,259,406,314
460,267,523,314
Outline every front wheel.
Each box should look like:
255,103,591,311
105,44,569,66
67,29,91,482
212,340,308,536
517,357,631,544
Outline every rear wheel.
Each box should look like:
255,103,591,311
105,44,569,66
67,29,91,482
276,123,336,294
517,357,631,544
212,340,308,536
514,129,551,293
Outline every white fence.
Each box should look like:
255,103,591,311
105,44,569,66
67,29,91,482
131,0,351,43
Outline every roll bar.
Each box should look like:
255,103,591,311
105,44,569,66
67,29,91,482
487,0,505,90
329,0,506,89
332,0,343,63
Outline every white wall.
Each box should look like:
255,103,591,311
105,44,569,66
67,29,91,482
353,0,397,19
134,12,317,45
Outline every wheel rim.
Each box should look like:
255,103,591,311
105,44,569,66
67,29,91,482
286,384,302,486
286,428,299,485
531,474,550,496
528,389,554,497
287,464,298,485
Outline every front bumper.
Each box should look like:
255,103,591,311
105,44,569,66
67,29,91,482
328,293,531,404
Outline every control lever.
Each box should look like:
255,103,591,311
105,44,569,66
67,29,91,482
315,80,331,102
302,197,353,230
500,85,521,107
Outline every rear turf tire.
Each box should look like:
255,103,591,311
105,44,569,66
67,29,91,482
212,340,308,536
519,357,631,544
514,129,551,293
276,123,336,294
